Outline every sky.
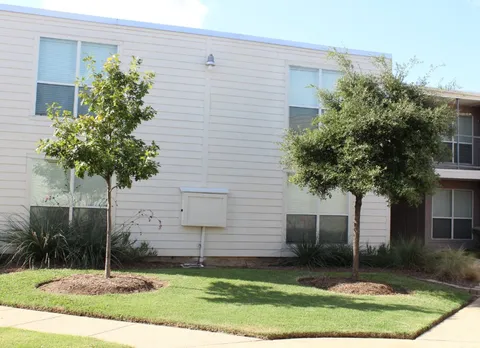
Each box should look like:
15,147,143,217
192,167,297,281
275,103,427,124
2,0,479,91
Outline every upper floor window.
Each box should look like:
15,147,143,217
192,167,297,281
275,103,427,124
443,114,473,165
288,67,342,131
432,189,473,240
36,38,117,116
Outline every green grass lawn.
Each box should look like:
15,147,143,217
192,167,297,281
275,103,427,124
0,327,129,348
0,268,471,339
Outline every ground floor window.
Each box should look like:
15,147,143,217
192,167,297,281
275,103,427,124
432,189,473,240
285,177,349,244
30,159,107,232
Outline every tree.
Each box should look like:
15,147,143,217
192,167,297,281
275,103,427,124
281,53,456,280
37,55,160,278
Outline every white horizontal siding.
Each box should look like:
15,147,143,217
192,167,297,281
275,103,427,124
353,193,390,246
0,8,390,258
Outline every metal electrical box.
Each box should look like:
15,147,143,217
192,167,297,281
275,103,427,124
180,188,228,227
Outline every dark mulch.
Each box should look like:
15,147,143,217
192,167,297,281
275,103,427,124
38,273,167,295
260,265,480,289
298,276,409,295
0,267,23,274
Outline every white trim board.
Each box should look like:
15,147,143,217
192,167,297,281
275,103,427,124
180,187,229,194
0,4,392,59
436,169,480,180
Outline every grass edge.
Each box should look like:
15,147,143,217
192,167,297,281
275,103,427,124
0,294,473,340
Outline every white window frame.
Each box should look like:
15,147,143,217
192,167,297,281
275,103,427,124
286,212,350,245
431,189,474,241
285,66,348,244
35,37,117,117
285,176,350,244
288,66,341,130
443,113,474,165
30,159,108,224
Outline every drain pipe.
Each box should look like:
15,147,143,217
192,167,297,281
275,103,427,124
181,227,206,269
199,226,206,264
456,98,460,169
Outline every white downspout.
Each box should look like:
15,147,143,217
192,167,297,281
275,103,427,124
199,226,206,264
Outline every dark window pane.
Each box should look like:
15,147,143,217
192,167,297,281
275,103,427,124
289,107,318,131
453,143,473,164
319,215,348,244
432,218,452,239
458,143,472,164
454,219,472,239
77,100,90,116
29,206,70,232
77,87,93,116
443,142,453,162
286,214,316,243
72,208,107,235
36,83,75,115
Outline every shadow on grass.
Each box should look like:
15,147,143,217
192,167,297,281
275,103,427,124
200,280,445,314
137,268,467,302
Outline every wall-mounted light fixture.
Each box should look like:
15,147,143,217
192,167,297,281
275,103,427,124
206,54,215,69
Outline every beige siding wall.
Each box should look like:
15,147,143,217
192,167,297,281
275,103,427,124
356,193,391,246
0,8,390,256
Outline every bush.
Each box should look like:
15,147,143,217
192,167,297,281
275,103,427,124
390,238,427,270
289,242,393,268
426,248,480,282
0,209,69,268
289,237,480,283
362,243,393,268
0,208,157,269
289,242,322,268
64,213,156,269
322,244,353,267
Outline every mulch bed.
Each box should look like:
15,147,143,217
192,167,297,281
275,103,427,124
0,267,23,274
260,265,480,289
38,273,166,295
298,276,408,295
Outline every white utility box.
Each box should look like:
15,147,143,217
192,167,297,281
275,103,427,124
180,187,228,227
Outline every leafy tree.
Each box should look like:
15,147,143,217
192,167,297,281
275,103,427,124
37,55,160,278
281,53,456,280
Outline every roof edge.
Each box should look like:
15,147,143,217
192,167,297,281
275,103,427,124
428,87,480,102
0,4,392,59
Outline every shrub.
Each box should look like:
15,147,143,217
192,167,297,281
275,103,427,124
1,208,157,269
361,243,393,268
0,208,69,268
320,244,353,267
289,242,393,268
426,248,480,282
390,238,427,270
289,242,322,268
289,237,480,283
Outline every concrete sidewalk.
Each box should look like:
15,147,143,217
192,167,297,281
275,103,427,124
0,306,258,347
0,298,479,348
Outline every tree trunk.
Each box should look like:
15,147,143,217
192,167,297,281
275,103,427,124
105,176,112,279
352,194,363,281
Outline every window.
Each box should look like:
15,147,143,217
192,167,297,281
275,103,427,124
288,67,342,131
36,38,117,116
30,159,107,231
286,178,349,244
443,114,473,165
432,189,473,240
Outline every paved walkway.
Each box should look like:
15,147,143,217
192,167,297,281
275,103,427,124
0,298,479,348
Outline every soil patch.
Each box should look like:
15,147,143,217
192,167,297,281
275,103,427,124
298,276,408,295
38,273,166,295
